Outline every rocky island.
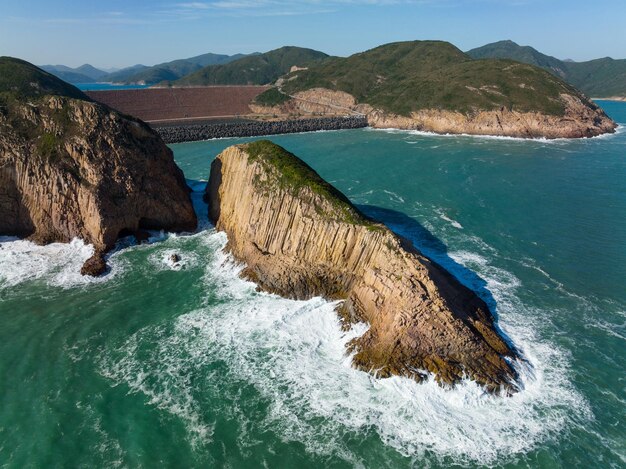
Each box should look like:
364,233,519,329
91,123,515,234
207,140,520,392
0,57,197,274
253,41,617,139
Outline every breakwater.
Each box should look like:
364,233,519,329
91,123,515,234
153,116,368,143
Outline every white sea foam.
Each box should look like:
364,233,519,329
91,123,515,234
368,124,624,142
0,182,211,291
0,237,122,289
97,229,590,465
382,189,405,204
148,248,200,272
435,208,464,229
75,401,125,467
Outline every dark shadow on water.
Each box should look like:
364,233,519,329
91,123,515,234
357,204,519,352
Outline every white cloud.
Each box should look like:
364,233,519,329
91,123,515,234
168,0,433,17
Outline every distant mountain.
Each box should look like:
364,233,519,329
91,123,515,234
102,64,150,84
74,64,108,81
40,63,108,84
173,46,328,86
105,52,253,85
467,40,626,97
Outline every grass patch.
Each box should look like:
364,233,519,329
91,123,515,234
254,87,290,106
245,140,382,228
38,132,59,158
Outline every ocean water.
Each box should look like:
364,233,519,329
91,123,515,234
1,102,625,468
76,83,150,91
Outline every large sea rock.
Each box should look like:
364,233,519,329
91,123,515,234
206,140,520,393
0,57,197,274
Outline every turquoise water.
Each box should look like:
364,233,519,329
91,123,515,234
76,83,150,91
1,102,625,468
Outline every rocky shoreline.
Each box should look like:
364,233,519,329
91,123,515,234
253,88,617,139
152,116,367,143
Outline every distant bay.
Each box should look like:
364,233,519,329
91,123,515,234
76,83,150,91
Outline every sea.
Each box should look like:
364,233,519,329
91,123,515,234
0,101,624,468
76,83,150,91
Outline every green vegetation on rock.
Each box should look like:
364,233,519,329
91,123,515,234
281,40,583,116
244,140,379,227
173,47,328,86
467,40,626,98
38,132,60,158
254,88,290,106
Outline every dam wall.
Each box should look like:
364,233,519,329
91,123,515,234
85,86,269,122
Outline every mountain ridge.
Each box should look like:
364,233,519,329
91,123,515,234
172,46,329,86
467,40,626,97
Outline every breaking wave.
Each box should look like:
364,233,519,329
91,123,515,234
96,229,589,465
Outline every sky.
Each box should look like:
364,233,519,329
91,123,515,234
1,0,625,69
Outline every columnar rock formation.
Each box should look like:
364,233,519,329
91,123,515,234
206,140,520,392
0,57,197,274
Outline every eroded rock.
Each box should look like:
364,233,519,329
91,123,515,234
0,58,197,275
206,140,521,393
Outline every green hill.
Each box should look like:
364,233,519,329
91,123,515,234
466,40,567,76
467,40,626,97
562,57,626,97
103,64,150,84
1,57,89,101
173,46,328,86
278,41,581,116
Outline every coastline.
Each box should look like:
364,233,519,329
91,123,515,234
365,123,624,142
153,118,622,145
592,97,626,102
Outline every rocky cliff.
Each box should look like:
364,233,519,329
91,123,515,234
254,88,617,139
0,57,197,274
206,140,520,392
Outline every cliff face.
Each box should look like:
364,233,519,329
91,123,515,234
254,88,617,139
0,93,197,273
206,141,520,392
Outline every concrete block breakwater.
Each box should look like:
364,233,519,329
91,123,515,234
153,116,368,143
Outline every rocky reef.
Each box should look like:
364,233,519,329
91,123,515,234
0,57,197,274
206,140,520,392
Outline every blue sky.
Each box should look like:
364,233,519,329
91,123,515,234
1,0,625,68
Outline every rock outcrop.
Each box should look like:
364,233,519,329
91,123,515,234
206,140,520,392
256,88,617,139
0,57,197,274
